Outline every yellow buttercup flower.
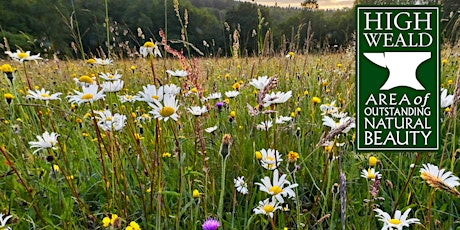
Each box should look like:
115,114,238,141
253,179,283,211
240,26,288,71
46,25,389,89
192,189,200,198
369,156,377,167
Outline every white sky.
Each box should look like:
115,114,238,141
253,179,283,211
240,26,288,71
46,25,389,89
237,0,354,9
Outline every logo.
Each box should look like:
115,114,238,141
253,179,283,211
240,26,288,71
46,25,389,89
356,6,439,151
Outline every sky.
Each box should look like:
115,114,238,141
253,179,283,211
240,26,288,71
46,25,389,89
238,0,355,9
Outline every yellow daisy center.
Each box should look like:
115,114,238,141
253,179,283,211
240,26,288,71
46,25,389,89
18,52,29,59
108,75,114,79
143,41,155,48
105,117,112,121
263,205,274,213
265,156,275,162
151,95,159,100
159,106,175,117
389,219,401,225
86,58,96,64
269,186,283,195
79,75,94,84
40,93,50,99
81,94,93,100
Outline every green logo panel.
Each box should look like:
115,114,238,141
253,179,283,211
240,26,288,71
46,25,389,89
356,6,439,151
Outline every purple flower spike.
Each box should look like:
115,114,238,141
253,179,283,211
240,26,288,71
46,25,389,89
202,217,220,230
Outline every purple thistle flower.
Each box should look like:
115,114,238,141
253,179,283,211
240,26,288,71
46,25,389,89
216,101,223,108
202,217,220,230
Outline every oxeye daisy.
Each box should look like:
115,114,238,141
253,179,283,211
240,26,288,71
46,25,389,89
0,213,12,230
67,84,105,105
73,75,96,87
420,163,460,196
140,41,162,57
187,106,208,116
374,208,420,230
137,84,164,103
256,120,273,131
233,176,248,194
29,131,60,154
166,69,188,77
94,58,112,65
99,71,122,81
224,90,240,98
255,169,298,203
5,50,42,63
249,75,271,90
26,88,62,103
101,79,124,92
259,148,282,170
263,91,292,107
205,125,218,133
148,94,180,121
119,94,139,103
253,198,281,218
440,88,454,108
322,115,355,133
206,92,222,100
94,109,127,131
275,116,292,124
320,101,339,115
361,168,381,180
163,84,181,95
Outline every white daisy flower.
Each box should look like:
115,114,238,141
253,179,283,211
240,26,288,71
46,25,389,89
259,148,282,170
440,88,454,108
99,71,122,81
148,94,180,121
256,120,273,131
420,163,460,188
275,116,292,124
26,88,62,102
166,69,188,77
187,106,208,116
320,101,339,115
94,58,112,65
234,176,248,194
5,50,42,63
101,79,124,93
205,125,218,133
322,115,355,133
0,213,12,230
225,90,240,98
73,75,97,87
29,131,59,154
137,113,152,123
361,168,381,180
205,92,222,100
374,208,420,230
137,84,164,103
253,198,281,218
140,41,162,57
263,91,292,107
119,94,139,103
255,169,298,203
94,109,127,131
163,84,181,95
249,75,270,90
67,84,105,105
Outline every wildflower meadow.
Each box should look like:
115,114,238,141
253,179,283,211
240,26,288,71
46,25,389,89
1,3,460,230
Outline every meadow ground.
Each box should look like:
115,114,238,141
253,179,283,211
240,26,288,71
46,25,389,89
0,47,459,229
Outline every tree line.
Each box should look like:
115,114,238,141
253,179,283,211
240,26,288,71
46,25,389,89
0,0,458,59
